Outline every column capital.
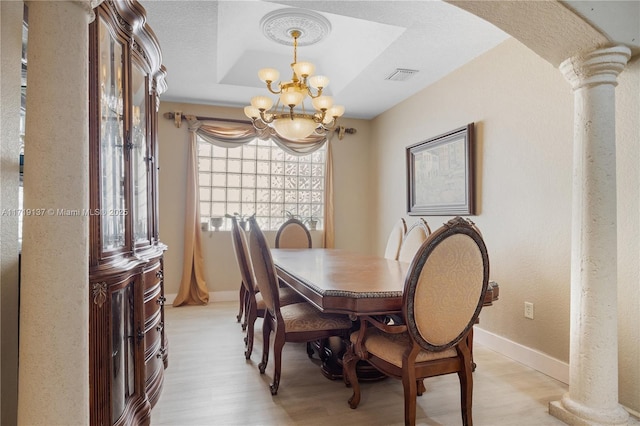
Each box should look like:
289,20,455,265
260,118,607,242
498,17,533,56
71,1,104,23
75,0,104,23
560,45,631,90
26,1,104,23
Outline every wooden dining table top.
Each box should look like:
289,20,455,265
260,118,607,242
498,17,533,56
271,248,410,316
271,248,499,317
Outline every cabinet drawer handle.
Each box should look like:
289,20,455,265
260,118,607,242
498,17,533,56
156,321,164,332
156,295,166,305
155,270,164,279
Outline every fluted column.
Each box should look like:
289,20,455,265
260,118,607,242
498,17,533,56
549,46,631,425
18,2,96,425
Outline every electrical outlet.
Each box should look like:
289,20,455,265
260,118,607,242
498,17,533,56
524,302,534,319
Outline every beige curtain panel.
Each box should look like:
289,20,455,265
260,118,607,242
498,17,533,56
323,139,335,248
173,118,210,306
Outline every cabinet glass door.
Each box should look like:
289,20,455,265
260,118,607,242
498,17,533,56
131,63,148,243
99,17,126,251
110,282,136,422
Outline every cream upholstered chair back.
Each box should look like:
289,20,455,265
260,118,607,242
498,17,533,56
247,217,281,316
397,219,431,263
275,218,312,248
383,218,407,260
419,218,431,235
230,217,255,294
403,216,489,350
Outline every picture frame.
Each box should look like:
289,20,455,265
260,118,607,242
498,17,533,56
406,123,475,216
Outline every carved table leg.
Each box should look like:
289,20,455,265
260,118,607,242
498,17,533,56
310,337,387,381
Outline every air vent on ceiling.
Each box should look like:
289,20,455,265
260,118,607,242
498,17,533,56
385,68,419,82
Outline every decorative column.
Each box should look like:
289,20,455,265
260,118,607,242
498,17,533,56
550,46,631,425
17,1,97,425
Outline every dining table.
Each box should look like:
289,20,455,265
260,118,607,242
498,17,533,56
271,248,499,379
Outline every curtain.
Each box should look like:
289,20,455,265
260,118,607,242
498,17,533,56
190,117,327,154
191,119,258,147
323,138,335,248
173,115,335,302
173,118,210,306
269,132,326,156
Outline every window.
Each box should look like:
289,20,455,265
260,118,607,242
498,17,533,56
198,137,325,231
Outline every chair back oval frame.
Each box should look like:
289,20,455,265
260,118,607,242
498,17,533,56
275,218,312,249
403,217,489,352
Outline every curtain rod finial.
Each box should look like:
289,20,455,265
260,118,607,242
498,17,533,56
162,111,184,128
337,126,356,140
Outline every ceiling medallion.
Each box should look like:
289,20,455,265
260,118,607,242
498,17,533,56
260,8,331,46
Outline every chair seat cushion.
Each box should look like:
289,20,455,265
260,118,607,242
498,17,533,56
256,287,304,310
350,328,457,367
281,302,353,332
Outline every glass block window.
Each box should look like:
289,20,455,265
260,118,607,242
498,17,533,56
198,137,325,231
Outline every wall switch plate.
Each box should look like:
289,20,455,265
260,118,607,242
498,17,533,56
524,302,534,319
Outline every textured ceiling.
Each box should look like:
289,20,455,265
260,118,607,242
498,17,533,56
142,0,510,119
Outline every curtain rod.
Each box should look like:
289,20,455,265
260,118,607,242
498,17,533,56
162,111,251,128
162,110,357,139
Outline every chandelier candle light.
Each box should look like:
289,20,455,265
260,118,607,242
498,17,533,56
244,29,345,140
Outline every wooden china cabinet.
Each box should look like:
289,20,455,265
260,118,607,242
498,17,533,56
88,1,167,425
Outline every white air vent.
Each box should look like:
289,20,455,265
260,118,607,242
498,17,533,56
385,68,419,82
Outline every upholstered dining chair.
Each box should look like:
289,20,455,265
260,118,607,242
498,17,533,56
238,215,310,324
384,218,407,260
397,219,431,263
247,216,353,395
230,217,302,359
343,217,490,426
275,217,312,248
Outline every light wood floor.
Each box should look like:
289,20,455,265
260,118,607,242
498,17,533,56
151,301,570,426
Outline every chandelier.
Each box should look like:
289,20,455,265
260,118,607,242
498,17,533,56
244,29,345,140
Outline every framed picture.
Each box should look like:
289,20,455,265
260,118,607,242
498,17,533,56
406,123,475,215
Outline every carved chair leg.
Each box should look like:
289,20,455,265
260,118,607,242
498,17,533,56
402,365,418,426
458,346,474,426
417,379,426,396
243,297,252,345
306,341,315,358
270,330,285,395
241,289,250,332
258,316,271,374
468,326,476,372
237,283,246,323
244,303,257,359
343,346,361,408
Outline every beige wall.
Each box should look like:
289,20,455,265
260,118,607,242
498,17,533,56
157,102,373,298
371,37,639,412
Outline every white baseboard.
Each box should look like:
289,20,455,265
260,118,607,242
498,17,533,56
165,291,237,306
626,407,640,420
209,291,238,302
474,327,569,384
165,293,177,306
